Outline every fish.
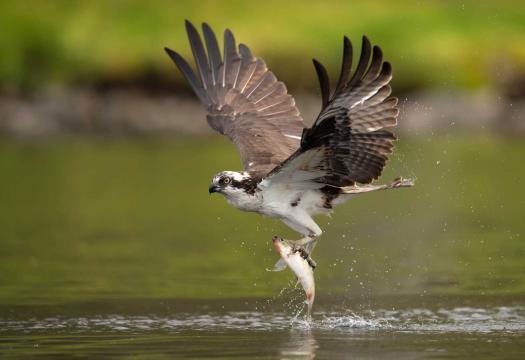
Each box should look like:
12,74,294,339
271,235,316,319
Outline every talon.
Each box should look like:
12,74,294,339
290,244,317,270
270,236,319,272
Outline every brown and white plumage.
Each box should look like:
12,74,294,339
267,36,398,188
165,21,303,178
166,21,413,268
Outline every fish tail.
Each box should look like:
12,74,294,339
305,291,315,319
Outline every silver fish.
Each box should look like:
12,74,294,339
272,235,316,318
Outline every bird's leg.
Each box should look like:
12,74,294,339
266,236,318,271
293,235,318,254
279,233,319,270
289,233,319,255
267,235,319,272
269,219,322,271
292,235,318,268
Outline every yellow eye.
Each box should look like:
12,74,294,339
223,177,231,184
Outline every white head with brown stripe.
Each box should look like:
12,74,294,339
208,171,261,211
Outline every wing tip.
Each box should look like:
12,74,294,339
343,35,352,52
312,59,330,108
239,43,252,55
202,22,217,39
372,45,383,58
184,19,197,35
184,19,194,29
164,47,180,61
224,28,234,37
382,61,393,77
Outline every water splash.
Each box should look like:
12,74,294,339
1,306,523,334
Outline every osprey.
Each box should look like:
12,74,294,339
165,21,413,270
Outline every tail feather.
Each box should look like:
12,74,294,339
341,177,414,194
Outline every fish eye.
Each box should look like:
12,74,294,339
223,177,231,185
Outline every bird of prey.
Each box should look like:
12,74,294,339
165,21,413,270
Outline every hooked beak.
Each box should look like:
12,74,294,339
208,184,220,194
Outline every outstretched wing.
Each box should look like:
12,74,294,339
266,36,398,187
165,21,304,178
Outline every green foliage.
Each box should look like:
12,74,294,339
1,1,525,91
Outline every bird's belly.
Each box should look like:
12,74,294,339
261,189,332,217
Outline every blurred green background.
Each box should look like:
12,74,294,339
1,0,525,91
0,1,524,308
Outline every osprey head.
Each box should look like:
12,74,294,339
208,171,253,196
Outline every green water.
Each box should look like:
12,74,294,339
0,135,524,358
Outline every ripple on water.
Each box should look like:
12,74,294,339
1,306,524,334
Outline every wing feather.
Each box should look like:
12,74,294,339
334,36,353,94
222,29,238,87
267,36,400,186
166,21,304,177
346,36,372,90
164,48,208,105
202,23,221,85
168,24,401,185
185,20,212,91
313,59,330,109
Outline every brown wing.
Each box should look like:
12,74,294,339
165,21,304,177
267,36,398,186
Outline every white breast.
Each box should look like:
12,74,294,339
259,182,331,218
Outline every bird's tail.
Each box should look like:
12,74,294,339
341,177,414,194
